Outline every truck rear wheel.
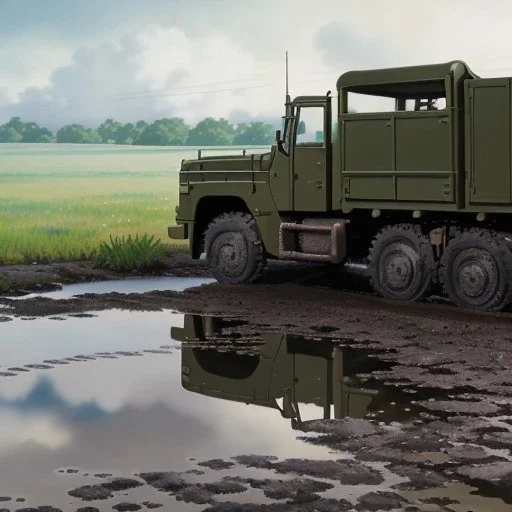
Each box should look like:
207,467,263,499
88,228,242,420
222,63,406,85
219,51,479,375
440,229,512,311
204,211,266,284
368,224,435,301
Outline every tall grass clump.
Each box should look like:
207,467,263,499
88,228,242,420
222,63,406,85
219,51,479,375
95,234,166,271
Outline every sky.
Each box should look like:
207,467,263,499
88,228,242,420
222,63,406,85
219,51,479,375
2,0,512,129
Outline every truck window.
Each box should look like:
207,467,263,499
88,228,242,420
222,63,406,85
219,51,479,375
345,80,447,114
296,107,324,146
404,97,446,111
347,92,396,113
193,350,259,379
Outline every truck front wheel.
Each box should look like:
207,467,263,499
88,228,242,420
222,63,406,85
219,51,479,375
440,229,512,311
368,224,435,302
204,211,266,284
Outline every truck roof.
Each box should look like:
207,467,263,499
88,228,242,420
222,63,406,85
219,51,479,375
336,60,479,97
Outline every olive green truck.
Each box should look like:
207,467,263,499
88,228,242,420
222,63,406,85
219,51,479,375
169,60,512,311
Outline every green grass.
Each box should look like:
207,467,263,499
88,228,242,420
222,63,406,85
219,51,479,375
0,144,184,264
0,191,182,264
0,143,267,265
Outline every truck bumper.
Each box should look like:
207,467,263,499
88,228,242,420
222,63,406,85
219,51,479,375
168,223,189,240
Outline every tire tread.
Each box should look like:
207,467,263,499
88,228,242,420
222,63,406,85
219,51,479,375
204,211,266,284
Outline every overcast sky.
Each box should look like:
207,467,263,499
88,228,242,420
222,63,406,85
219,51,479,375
1,0,512,128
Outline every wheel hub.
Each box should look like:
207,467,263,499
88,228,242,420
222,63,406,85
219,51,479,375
458,261,488,297
381,245,416,292
455,250,496,299
216,233,247,277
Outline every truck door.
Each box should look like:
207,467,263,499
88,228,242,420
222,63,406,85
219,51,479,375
468,78,511,204
293,101,331,211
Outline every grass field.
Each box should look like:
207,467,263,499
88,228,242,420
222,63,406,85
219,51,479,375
0,143,266,264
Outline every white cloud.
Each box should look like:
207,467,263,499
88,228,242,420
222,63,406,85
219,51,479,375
0,26,295,129
5,1,512,129
0,38,72,100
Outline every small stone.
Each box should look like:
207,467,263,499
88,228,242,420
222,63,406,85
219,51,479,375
139,472,185,492
197,459,235,470
175,486,213,505
356,492,407,511
68,485,111,501
112,504,141,512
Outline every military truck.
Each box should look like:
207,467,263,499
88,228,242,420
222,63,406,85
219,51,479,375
169,60,512,311
171,314,381,426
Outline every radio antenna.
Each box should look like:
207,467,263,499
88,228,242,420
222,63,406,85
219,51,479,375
285,51,290,103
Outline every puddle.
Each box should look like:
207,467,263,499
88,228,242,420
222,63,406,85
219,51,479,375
0,312,510,511
11,276,214,300
174,314,421,425
0,310,183,368
0,318,373,511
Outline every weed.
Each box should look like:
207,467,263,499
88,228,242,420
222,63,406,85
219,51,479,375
95,234,166,271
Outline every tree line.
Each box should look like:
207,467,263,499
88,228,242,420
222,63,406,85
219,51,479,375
0,117,277,146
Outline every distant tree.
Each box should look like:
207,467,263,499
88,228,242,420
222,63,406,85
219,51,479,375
0,126,22,142
135,120,148,132
3,117,24,133
233,121,275,145
98,118,124,144
117,123,140,145
136,118,189,146
0,117,53,143
56,124,101,144
186,118,235,146
20,121,54,143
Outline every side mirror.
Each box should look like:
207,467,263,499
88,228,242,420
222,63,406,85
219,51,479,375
275,129,281,142
297,121,306,135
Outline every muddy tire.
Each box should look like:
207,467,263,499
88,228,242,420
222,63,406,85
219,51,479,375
440,229,512,311
368,224,436,301
204,211,266,284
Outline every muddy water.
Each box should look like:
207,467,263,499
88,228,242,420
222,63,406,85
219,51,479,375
0,306,511,510
0,314,403,511
12,276,214,300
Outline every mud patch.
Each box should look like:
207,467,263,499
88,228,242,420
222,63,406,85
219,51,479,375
68,478,142,501
355,491,407,511
234,457,384,485
139,472,186,492
202,498,352,511
198,459,236,471
238,477,333,500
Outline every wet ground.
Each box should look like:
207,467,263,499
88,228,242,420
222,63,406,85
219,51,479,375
0,266,511,510
8,276,214,300
0,254,208,296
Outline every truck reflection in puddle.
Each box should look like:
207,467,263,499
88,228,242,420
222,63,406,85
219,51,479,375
172,314,416,428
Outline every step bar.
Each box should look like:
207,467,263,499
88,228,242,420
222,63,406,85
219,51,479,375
279,221,346,264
